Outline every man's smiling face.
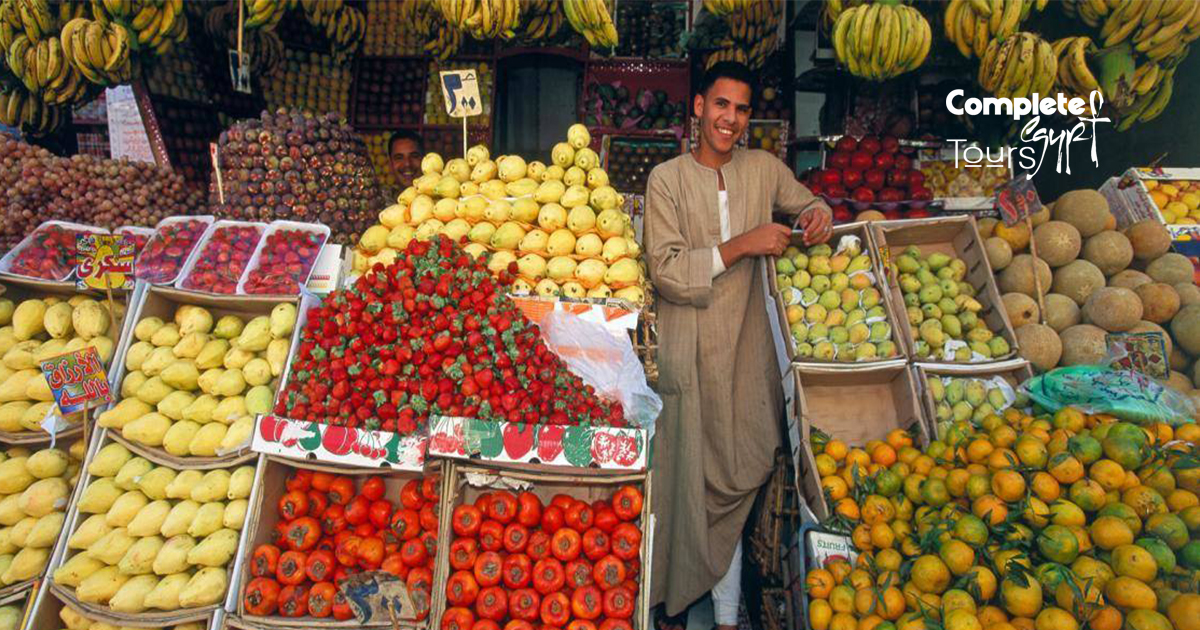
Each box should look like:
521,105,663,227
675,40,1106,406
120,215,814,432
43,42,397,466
694,77,751,156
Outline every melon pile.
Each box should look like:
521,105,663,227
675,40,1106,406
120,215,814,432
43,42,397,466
983,189,1200,406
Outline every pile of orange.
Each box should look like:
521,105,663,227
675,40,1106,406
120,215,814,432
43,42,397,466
806,408,1200,630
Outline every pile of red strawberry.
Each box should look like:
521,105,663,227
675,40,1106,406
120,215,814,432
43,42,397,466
276,236,627,433
442,485,645,630
242,467,440,620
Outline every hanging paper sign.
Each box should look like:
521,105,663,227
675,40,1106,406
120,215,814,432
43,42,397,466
76,234,135,291
338,571,415,624
228,49,251,93
1106,331,1168,379
428,416,648,471
251,415,428,471
38,347,112,415
439,70,483,118
996,177,1043,226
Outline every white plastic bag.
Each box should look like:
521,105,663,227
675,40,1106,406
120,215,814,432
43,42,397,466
539,311,661,435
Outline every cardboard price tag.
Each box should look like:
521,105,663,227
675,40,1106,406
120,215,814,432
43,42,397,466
76,234,135,291
339,571,415,626
440,69,482,118
228,49,251,93
996,177,1043,226
38,347,112,415
1106,331,1168,379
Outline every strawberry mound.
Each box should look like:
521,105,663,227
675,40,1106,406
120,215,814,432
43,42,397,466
276,235,626,433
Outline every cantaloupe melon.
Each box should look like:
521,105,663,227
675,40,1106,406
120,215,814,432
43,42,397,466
999,254,1052,297
1109,269,1152,291
1016,323,1062,371
1052,190,1110,237
1032,221,1081,268
1059,324,1108,366
977,217,998,238
1175,283,1200,306
1170,304,1200,356
1052,260,1105,305
1125,220,1171,261
1134,283,1180,324
1147,253,1194,285
1043,293,1080,332
994,221,1030,250
1002,293,1040,328
1082,287,1143,332
1081,231,1133,276
985,237,1013,271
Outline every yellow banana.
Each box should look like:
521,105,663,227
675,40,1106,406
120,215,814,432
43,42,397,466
1138,69,1173,121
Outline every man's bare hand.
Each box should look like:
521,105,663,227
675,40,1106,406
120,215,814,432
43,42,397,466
720,223,792,268
799,204,833,245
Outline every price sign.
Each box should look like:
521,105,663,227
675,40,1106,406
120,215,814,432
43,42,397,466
439,70,482,118
339,571,415,625
38,347,112,416
1106,331,1168,379
76,234,135,291
996,177,1043,226
228,49,251,94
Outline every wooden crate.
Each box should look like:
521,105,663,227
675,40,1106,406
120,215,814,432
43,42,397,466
793,361,927,521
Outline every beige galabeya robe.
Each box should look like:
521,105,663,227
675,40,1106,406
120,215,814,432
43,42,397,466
645,149,824,615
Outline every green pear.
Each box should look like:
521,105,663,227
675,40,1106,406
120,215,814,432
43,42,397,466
877,340,897,357
837,342,855,358
777,275,793,291
794,342,812,358
927,252,951,270
937,266,957,281
854,344,877,361
830,273,849,292
907,306,924,326
970,341,993,359
896,255,920,274
792,253,809,271
919,319,945,347
809,244,833,257
954,346,973,362
972,403,995,423
916,268,938,286
810,274,831,293
792,270,812,289
866,305,887,320
940,278,960,298
959,311,979,331
790,322,809,344
952,401,974,422
829,326,850,344
869,322,892,343
966,327,994,343
964,380,987,407
776,258,796,275
987,388,1007,409
989,336,1011,356
819,291,841,311
927,377,946,403
919,284,943,304
941,315,963,339
899,274,922,294
841,289,861,311
809,323,829,341
922,304,943,321
938,297,960,316
914,340,931,358
847,309,866,327
936,402,953,422
945,379,965,405
904,292,920,308
861,288,881,309
849,323,870,344
813,342,835,360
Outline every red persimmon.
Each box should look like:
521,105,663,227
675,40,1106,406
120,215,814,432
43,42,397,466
593,555,626,590
612,486,643,521
475,586,508,621
443,607,476,630
504,523,529,553
509,588,541,622
488,491,518,524
243,577,280,616
251,544,281,578
278,584,309,617
308,581,337,618
532,558,565,595
276,550,307,585
304,549,335,582
550,528,581,561
502,553,532,589
479,520,504,552
570,585,603,620
517,491,542,527
453,505,483,537
540,592,570,627
278,490,309,520
602,586,635,619
474,551,503,587
610,523,642,561
450,538,480,571
446,570,481,607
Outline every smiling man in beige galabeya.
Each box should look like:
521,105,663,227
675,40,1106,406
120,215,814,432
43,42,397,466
645,61,832,630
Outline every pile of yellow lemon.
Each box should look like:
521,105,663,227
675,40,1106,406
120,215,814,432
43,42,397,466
806,408,1200,630
1145,179,1200,226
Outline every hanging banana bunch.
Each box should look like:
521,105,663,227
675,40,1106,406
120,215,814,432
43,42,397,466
562,0,617,48
325,5,364,55
59,16,134,86
945,0,1048,59
832,2,931,80
245,0,287,30
518,0,563,42
977,31,1057,100
0,83,65,135
703,0,753,18
727,0,782,69
413,0,461,60
203,2,284,76
1096,0,1200,62
821,0,867,30
1059,0,1116,28
1051,36,1101,100
1116,63,1174,130
435,0,522,40
704,45,749,69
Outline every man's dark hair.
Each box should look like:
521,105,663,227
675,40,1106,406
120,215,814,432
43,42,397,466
697,61,757,99
389,130,423,154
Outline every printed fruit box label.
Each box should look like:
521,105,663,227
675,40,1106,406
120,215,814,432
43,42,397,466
509,295,639,337
428,416,647,470
252,415,428,470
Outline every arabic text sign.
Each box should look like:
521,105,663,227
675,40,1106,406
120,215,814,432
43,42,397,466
38,347,112,415
76,234,135,290
439,70,482,118
996,177,1043,227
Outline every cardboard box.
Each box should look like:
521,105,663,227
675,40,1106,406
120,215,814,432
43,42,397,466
1099,167,1200,254
871,216,1019,364
793,361,927,520
427,416,648,471
912,359,1034,441
235,456,442,628
433,462,652,630
0,275,133,445
769,222,907,366
107,285,299,466
23,583,218,630
46,428,261,627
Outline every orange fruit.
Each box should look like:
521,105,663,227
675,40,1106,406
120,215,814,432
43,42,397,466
1122,609,1173,630
862,495,896,526
1097,502,1143,535
822,475,850,501
912,554,952,594
1048,500,1086,527
972,495,1008,526
1053,408,1086,432
1122,485,1167,519
1068,478,1107,512
952,514,989,546
807,568,836,599
939,539,975,576
827,560,852,583
1167,489,1199,512
1054,577,1104,611
829,584,856,613
942,608,981,630
1048,452,1085,484
809,599,833,630
1022,497,1051,528
1000,577,1043,618
1103,576,1157,610
854,588,879,616
991,469,1027,502
1037,524,1079,564
1167,594,1200,630
921,478,951,507
965,474,991,501
991,425,1018,449
815,453,839,477
1091,515,1135,550
962,566,997,600
1030,472,1061,502
830,612,857,630
1090,459,1127,491
872,443,897,466
976,605,1008,628
848,568,874,591
966,439,994,464
987,448,1019,471
870,522,896,549
913,455,936,475
1175,423,1200,444
875,548,902,573
886,429,912,450
1112,544,1159,581
1088,606,1122,630
835,497,861,521
857,615,884,630
825,439,848,461
1071,556,1115,590
1144,512,1189,550
1014,435,1048,469
1033,607,1078,630
852,524,874,551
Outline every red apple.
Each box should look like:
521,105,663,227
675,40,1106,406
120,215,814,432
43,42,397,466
883,209,903,220
893,154,912,171
873,153,895,170
858,136,881,155
864,169,886,191
818,169,842,186
826,185,848,198
850,151,874,170
887,169,909,188
828,151,851,170
807,182,826,196
878,188,905,202
832,205,854,224
852,187,876,203
910,186,933,201
906,208,932,219
907,170,926,188
842,169,864,189
881,135,900,154
835,136,858,153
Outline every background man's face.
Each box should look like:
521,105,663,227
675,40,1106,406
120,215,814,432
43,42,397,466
694,78,752,155
390,138,421,188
